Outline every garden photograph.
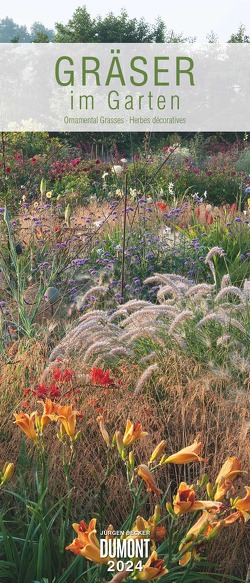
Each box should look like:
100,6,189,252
0,2,250,582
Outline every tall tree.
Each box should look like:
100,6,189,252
0,17,30,42
30,22,55,43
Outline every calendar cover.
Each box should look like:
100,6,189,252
0,2,250,583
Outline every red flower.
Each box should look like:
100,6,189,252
36,382,49,399
156,202,167,211
63,369,73,382
207,214,214,224
90,367,114,386
195,207,200,217
49,382,61,399
231,202,236,212
53,367,62,381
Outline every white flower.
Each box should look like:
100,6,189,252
168,182,175,195
102,172,109,180
120,158,127,164
112,165,123,175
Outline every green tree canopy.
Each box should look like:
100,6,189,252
228,24,250,42
30,22,55,42
0,17,30,42
54,6,195,43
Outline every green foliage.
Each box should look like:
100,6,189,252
0,17,30,42
54,6,167,43
228,24,250,43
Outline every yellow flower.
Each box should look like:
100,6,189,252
122,420,148,448
57,404,79,439
173,482,222,515
234,486,250,521
161,440,206,465
97,414,110,447
137,464,162,496
0,462,14,486
248,198,250,208
33,201,38,208
66,518,109,564
46,191,53,199
214,457,245,501
149,440,167,463
135,551,168,580
14,411,38,442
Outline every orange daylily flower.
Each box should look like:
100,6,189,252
40,398,58,430
173,482,222,515
161,440,206,465
66,518,109,564
135,551,168,580
179,511,225,566
97,414,110,447
137,464,162,496
122,420,148,448
57,404,79,439
234,486,250,521
13,411,38,442
214,457,245,501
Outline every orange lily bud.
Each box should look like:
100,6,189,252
150,440,167,463
0,462,14,486
97,415,110,448
137,464,162,496
129,451,135,469
151,504,161,525
206,482,213,499
115,431,124,455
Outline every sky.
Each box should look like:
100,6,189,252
0,0,250,41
